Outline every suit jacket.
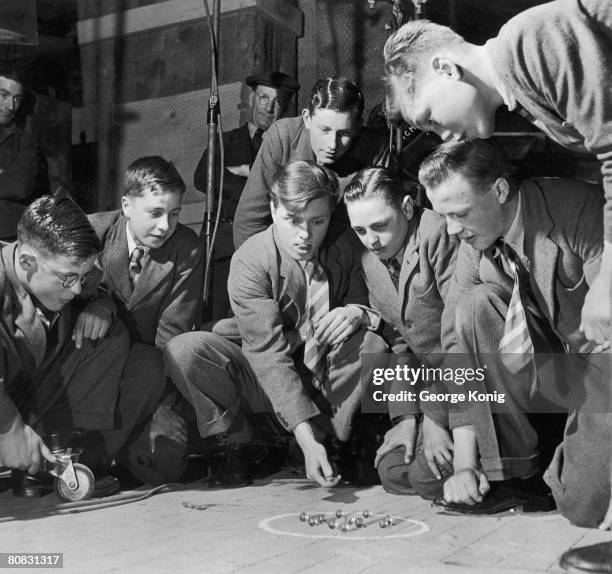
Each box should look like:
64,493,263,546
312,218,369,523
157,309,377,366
193,123,256,219
0,243,73,430
442,178,604,353
0,117,39,238
89,211,204,349
363,208,458,359
228,225,369,431
232,116,388,249
362,208,458,420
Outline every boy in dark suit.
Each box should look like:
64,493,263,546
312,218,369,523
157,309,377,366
420,140,610,531
86,157,204,484
166,160,387,488
344,167,459,497
0,192,129,491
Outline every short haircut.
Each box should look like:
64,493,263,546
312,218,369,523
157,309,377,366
17,189,101,262
270,160,339,214
307,76,364,120
418,140,515,195
0,62,26,87
0,61,31,120
383,20,464,122
123,156,186,198
344,167,407,209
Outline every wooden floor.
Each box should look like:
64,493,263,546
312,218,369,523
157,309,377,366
1,470,609,574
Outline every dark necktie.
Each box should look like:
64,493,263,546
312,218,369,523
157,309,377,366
129,247,145,286
385,257,401,291
252,128,264,156
303,260,330,389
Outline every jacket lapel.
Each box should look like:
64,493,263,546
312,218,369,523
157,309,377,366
129,245,173,308
521,184,558,320
273,228,306,323
399,225,419,315
99,217,132,302
364,252,401,323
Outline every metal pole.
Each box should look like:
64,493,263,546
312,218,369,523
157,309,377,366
202,0,221,310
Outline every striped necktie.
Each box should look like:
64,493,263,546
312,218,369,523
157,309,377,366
498,242,535,377
303,259,330,389
129,247,145,286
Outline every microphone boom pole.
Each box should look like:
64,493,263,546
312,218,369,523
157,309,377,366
201,0,221,313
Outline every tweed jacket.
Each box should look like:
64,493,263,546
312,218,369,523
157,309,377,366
362,208,458,420
363,207,458,360
442,178,604,353
228,225,369,431
89,211,204,349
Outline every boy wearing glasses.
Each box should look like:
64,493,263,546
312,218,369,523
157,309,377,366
85,156,204,485
0,191,129,484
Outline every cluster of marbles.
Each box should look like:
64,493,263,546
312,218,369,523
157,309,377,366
298,509,396,532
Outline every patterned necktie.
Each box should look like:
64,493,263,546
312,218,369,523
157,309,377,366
385,257,401,290
303,260,330,389
129,247,145,286
252,128,264,156
498,242,535,378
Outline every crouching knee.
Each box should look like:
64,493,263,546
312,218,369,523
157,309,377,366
377,448,416,495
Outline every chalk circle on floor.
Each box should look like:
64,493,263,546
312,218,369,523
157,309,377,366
259,512,429,540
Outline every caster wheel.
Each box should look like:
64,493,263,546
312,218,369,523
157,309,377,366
54,463,95,502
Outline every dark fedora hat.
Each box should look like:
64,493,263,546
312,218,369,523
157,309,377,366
245,70,300,94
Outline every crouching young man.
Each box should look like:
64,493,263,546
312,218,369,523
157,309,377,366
421,140,610,527
0,192,130,493
85,157,204,485
165,160,386,487
344,167,459,498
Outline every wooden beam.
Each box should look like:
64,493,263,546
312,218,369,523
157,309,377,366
77,0,302,44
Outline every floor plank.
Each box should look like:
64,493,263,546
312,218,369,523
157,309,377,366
1,473,608,574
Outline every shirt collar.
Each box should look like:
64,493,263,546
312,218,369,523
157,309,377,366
125,223,148,257
248,121,264,140
502,193,525,258
386,228,410,267
391,246,406,266
35,306,59,330
483,39,517,112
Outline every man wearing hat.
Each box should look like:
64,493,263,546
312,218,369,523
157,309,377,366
194,70,299,320
194,70,300,220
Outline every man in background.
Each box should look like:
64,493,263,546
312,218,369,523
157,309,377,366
194,70,299,220
194,70,299,320
0,63,39,240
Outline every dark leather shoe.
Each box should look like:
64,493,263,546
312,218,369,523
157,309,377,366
432,478,554,515
208,444,252,488
560,542,612,573
432,490,528,515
